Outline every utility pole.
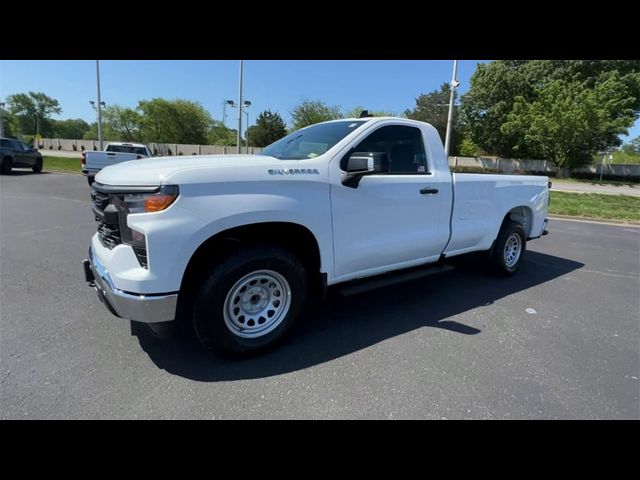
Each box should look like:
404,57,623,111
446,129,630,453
96,60,104,150
237,60,244,153
244,110,250,154
444,60,459,157
0,101,4,138
222,101,227,127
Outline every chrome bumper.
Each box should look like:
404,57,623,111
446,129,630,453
83,247,177,323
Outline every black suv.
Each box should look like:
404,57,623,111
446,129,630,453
1,138,43,174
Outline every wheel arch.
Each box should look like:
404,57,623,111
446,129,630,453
177,221,324,321
488,205,533,255
504,205,534,239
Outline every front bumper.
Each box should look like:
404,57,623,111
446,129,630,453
83,247,177,323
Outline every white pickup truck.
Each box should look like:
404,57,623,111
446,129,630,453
82,142,154,185
83,117,549,354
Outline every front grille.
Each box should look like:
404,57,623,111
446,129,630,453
91,187,121,249
97,221,121,249
91,189,109,210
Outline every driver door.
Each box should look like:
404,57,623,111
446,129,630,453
330,124,451,281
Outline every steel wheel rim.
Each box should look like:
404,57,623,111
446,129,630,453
503,233,522,268
223,269,292,339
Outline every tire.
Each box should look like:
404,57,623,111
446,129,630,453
32,157,43,173
490,220,526,276
1,156,13,175
87,176,94,186
192,244,308,354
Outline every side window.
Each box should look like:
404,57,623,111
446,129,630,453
352,125,428,174
10,140,24,151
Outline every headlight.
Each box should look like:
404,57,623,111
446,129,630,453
112,185,179,268
115,185,179,214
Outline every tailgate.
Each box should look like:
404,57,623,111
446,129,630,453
86,152,137,170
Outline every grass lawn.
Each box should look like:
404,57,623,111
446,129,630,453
43,156,81,173
549,191,640,222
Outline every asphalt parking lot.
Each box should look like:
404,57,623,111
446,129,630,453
1,171,639,419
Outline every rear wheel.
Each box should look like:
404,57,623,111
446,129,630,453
1,156,13,175
192,244,308,354
32,157,43,173
87,176,94,186
490,220,526,276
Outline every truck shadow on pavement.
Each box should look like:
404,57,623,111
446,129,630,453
132,250,584,381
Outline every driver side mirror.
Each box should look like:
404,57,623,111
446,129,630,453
342,151,388,188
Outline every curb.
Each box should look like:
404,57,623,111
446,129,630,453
548,214,640,227
44,170,82,176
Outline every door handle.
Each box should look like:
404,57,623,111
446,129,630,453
420,187,439,195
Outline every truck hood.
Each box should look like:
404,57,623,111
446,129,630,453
95,154,280,186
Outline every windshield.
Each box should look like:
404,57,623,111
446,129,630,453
260,120,368,160
106,145,148,155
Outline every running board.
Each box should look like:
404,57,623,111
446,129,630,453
337,264,454,297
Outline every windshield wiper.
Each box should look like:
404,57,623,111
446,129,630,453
285,134,303,145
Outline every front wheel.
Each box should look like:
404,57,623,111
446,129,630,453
192,245,308,354
32,158,43,173
490,220,526,276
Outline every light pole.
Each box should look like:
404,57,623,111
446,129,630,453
237,60,244,153
226,99,251,153
243,109,250,153
223,99,234,127
0,101,4,138
90,100,106,149
96,60,104,150
444,60,459,157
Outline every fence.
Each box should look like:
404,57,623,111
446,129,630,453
39,138,264,156
449,156,639,181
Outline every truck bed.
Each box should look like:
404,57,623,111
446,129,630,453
445,173,549,256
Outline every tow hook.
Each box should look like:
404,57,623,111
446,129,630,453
83,258,96,286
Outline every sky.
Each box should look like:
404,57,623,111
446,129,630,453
1,60,638,141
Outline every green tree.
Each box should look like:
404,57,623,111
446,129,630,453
82,122,119,142
501,75,638,175
458,137,485,157
51,118,91,139
102,106,143,142
138,98,211,144
461,60,640,158
1,108,19,138
404,83,461,152
246,110,287,147
6,91,62,136
621,136,640,155
208,121,238,146
291,99,342,130
404,83,452,140
345,106,396,118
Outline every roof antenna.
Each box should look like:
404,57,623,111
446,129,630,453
359,110,373,118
